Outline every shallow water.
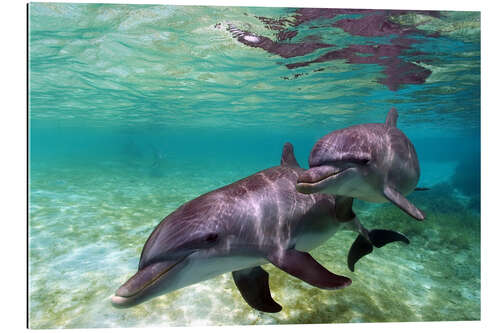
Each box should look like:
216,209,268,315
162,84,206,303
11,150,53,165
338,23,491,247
28,3,480,328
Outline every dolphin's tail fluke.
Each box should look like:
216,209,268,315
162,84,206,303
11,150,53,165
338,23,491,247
347,229,410,272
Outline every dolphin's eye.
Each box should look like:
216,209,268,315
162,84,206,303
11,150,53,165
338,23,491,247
205,233,218,243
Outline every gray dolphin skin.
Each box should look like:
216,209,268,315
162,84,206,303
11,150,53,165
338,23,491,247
296,108,425,221
111,143,409,312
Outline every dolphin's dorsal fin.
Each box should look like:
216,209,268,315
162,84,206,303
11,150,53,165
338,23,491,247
281,142,300,168
385,108,398,127
383,185,425,221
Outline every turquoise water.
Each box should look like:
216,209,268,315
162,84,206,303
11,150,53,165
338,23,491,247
28,3,480,328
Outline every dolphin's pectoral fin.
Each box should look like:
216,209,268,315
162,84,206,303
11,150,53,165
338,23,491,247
267,249,351,289
383,185,425,221
280,142,301,168
348,229,410,272
385,107,398,127
232,266,282,313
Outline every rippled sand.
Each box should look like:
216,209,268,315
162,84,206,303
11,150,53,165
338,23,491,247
28,158,479,328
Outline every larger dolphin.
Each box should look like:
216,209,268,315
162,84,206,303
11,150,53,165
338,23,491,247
296,108,425,221
111,143,408,312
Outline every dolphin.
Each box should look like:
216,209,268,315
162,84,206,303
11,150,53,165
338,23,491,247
296,108,425,221
111,143,408,312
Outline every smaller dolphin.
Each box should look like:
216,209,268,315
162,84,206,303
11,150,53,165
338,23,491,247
296,108,425,221
111,143,408,312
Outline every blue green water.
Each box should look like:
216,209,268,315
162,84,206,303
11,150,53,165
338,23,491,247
28,3,480,328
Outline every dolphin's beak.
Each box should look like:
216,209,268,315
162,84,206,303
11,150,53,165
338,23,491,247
296,165,343,194
111,257,187,308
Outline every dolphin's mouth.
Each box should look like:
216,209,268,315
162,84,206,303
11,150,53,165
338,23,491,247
111,257,187,308
296,165,347,194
